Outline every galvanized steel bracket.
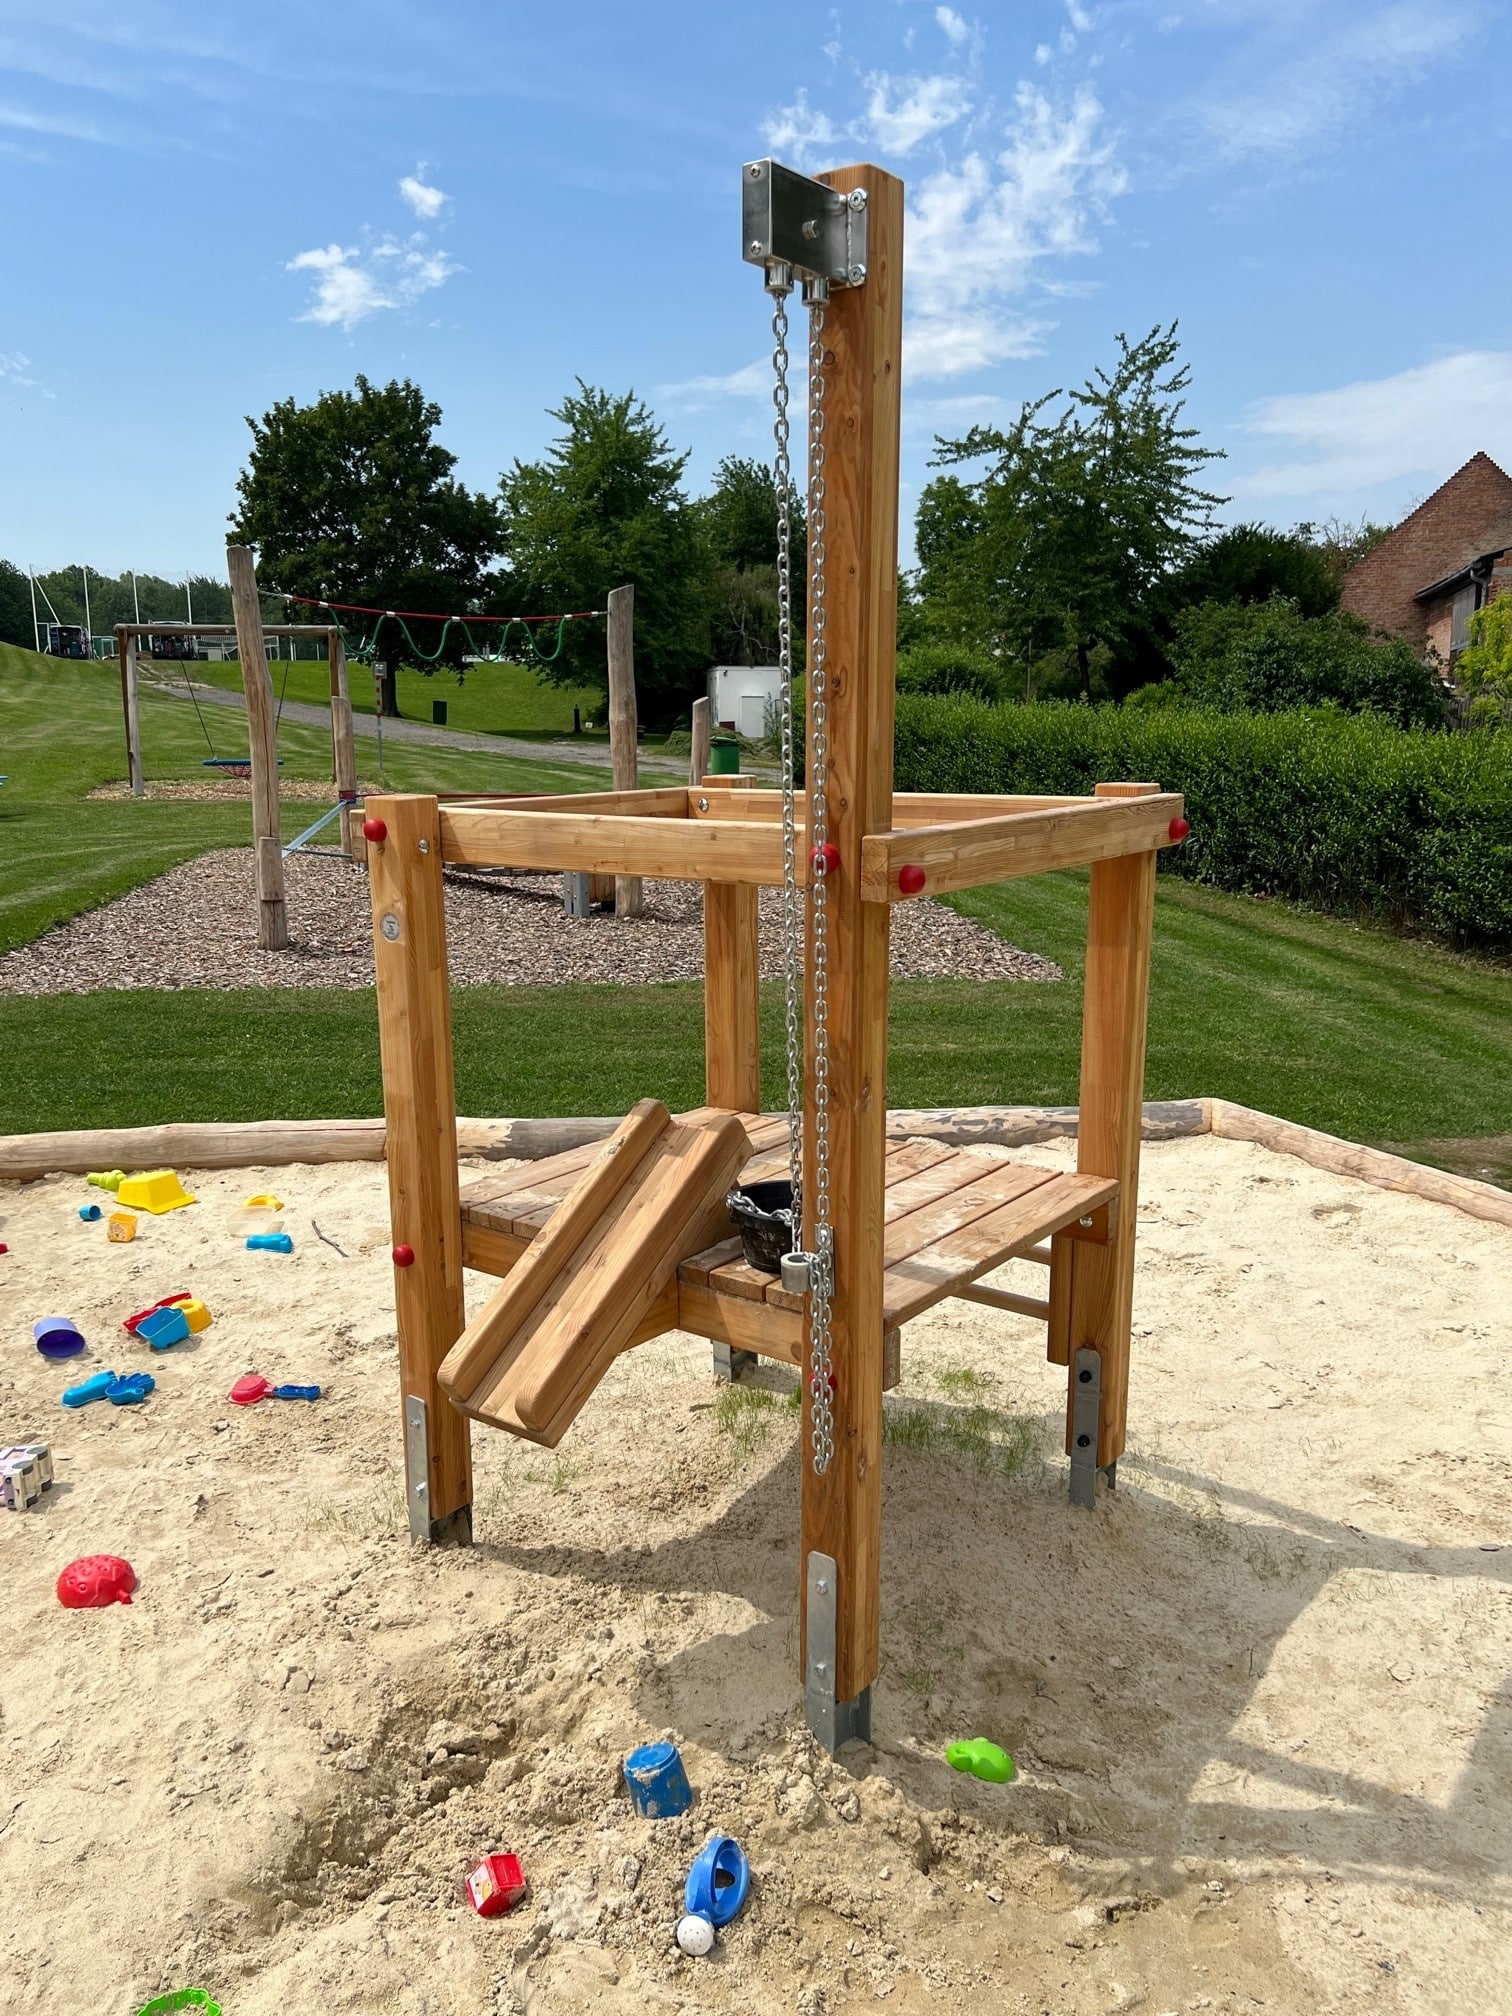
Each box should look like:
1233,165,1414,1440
743,160,868,288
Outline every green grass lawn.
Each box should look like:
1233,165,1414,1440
3,642,1510,1164
183,651,602,737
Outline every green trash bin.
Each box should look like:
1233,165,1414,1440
709,734,741,776
432,699,449,727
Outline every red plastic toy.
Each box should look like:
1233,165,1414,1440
465,1853,527,1919
124,1292,192,1334
230,1375,273,1406
57,1555,137,1608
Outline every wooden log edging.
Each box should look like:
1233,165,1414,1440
2,1099,1509,1230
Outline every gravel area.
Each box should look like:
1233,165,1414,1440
0,847,1060,993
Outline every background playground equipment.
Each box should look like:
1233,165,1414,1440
366,157,1186,1754
1,1442,53,1511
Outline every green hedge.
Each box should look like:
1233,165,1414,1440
893,697,1512,951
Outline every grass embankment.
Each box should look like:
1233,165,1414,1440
185,652,602,739
3,644,1509,1168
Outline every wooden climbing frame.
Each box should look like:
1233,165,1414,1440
366,160,1183,1749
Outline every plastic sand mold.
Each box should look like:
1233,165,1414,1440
116,1170,196,1215
134,1995,221,2015
33,1316,85,1360
57,1555,137,1607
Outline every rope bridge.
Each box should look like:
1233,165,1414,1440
282,593,603,668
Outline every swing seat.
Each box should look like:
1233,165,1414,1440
202,757,283,777
438,1100,751,1447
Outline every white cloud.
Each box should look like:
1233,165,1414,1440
656,359,771,411
288,238,457,331
399,171,448,220
760,89,836,170
1065,0,1094,30
905,83,1126,378
1237,351,1512,502
861,71,970,155
0,350,37,386
935,6,969,45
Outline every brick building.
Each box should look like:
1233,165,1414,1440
1341,451,1512,665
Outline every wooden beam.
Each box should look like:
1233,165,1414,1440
689,788,1093,825
607,584,643,919
119,629,143,798
859,792,1183,902
475,787,690,819
327,631,362,860
955,1281,1050,1322
367,792,472,1543
690,696,712,787
704,880,762,1111
438,806,794,884
1058,784,1159,1470
226,545,288,951
799,161,904,1734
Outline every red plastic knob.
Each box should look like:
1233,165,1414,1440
1168,816,1190,843
362,817,388,843
809,842,841,879
898,863,927,896
392,1243,415,1268
809,1368,838,1394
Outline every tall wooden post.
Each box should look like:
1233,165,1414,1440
704,880,761,1112
607,584,642,919
118,628,143,798
327,630,361,860
226,545,288,952
367,792,473,1545
1056,781,1158,1483
689,695,712,787
799,164,903,1748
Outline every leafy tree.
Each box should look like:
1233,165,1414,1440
0,560,35,648
1160,597,1444,727
895,641,1006,703
920,326,1226,697
696,455,806,669
1458,593,1512,723
496,384,715,723
230,376,500,714
1166,523,1338,619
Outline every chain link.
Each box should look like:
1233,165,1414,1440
805,293,836,1478
767,275,805,1230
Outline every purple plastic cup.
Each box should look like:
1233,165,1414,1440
34,1316,85,1360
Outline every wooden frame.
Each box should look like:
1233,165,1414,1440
365,154,1175,1750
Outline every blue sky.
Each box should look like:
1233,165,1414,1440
2,0,1509,580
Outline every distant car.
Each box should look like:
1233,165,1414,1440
142,626,202,660
43,623,89,659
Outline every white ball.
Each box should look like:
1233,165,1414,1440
676,1913,716,1957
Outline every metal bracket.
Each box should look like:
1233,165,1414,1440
805,1550,872,1753
743,159,868,288
403,1393,431,1541
1069,1347,1116,1508
712,1342,757,1382
563,871,592,918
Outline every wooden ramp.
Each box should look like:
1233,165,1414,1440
438,1099,751,1448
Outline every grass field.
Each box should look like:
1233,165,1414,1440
183,650,603,738
3,643,1509,1167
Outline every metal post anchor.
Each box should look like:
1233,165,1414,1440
1069,1347,1116,1509
805,1550,872,1754
404,1393,472,1546
712,1343,757,1382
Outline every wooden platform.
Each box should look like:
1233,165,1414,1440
458,1117,1118,1371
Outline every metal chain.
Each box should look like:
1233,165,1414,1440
805,292,836,1478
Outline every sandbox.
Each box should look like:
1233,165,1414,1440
2,1131,1508,2014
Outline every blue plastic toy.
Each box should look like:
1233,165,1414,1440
107,1372,155,1406
273,1383,321,1401
624,1741,693,1819
685,1834,750,1928
79,1203,102,1222
246,1232,294,1254
137,1305,191,1351
63,1370,118,1408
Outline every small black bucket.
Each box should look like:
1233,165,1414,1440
727,1178,795,1275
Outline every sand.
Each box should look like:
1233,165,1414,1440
1,1133,1509,2016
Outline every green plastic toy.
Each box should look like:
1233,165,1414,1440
946,1739,1016,1784
134,1994,220,2016
87,1169,124,1192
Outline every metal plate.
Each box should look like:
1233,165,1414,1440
1069,1347,1100,1509
805,1550,872,1752
742,160,867,285
404,1393,431,1541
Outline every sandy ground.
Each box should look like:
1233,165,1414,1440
1,1134,1509,2016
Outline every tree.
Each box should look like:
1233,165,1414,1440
1458,593,1512,722
495,384,715,723
919,326,1226,698
696,455,805,669
1161,597,1444,727
0,561,35,648
1166,523,1338,619
230,376,500,715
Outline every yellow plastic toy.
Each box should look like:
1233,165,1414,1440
242,1193,283,1212
116,1170,196,1215
106,1213,138,1244
87,1169,125,1192
178,1298,213,1333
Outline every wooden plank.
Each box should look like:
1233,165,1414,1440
1059,796,1157,1465
607,584,643,918
676,1279,804,1361
882,1161,1057,1269
438,806,793,885
690,697,712,786
689,789,1091,826
467,786,691,819
119,631,144,798
367,792,471,1540
955,1281,1051,1322
860,793,1183,902
227,544,288,951
883,1172,1118,1326
798,162,904,1721
704,880,761,1111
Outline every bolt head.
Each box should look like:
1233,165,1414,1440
748,239,764,255
898,863,926,896
362,816,387,843
848,263,867,284
380,913,401,941
748,162,764,178
847,188,868,211
1079,1215,1093,1228
392,1243,415,1268
1168,815,1190,843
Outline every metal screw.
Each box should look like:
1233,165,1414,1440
848,263,867,284
847,188,867,211
380,914,400,941
1076,1434,1092,1448
817,1576,830,1594
801,218,819,240
748,239,764,255
697,796,709,811
749,162,764,179
1079,1215,1093,1228
418,838,430,854
1078,1368,1093,1384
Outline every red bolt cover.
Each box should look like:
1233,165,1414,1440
465,1852,527,1918
362,816,388,843
392,1243,416,1268
809,1368,839,1394
1168,816,1190,843
898,863,927,896
809,842,841,878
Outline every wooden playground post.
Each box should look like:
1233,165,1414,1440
703,879,761,1111
1054,780,1158,1478
607,584,642,919
327,630,361,859
689,694,712,787
367,791,473,1544
226,544,288,952
800,163,904,1739
118,628,143,798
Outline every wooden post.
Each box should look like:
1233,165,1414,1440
689,695,712,787
799,165,903,1747
704,881,761,1111
327,630,362,860
226,545,288,951
367,792,473,1545
118,628,143,798
607,584,642,919
1058,781,1159,1476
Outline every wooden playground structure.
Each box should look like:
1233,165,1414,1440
365,160,1186,1750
